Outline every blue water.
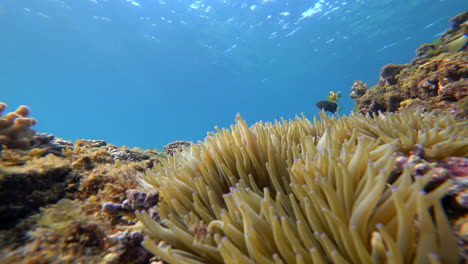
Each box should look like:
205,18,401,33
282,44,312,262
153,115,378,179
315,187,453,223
1,0,466,149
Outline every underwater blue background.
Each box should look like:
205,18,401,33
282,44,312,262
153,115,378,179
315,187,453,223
1,0,466,149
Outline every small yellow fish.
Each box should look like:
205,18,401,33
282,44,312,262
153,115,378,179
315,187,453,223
327,91,342,103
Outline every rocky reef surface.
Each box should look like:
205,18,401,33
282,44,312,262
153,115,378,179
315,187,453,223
0,124,166,263
351,12,468,118
0,12,467,264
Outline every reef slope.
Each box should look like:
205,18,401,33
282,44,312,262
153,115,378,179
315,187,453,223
351,12,468,118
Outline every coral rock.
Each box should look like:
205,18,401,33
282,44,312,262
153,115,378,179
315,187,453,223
76,139,107,148
439,79,468,101
352,13,468,117
415,43,439,57
450,11,468,28
350,80,368,99
71,156,96,171
0,137,164,263
0,155,77,229
110,148,151,162
0,103,37,149
378,63,408,86
163,140,193,155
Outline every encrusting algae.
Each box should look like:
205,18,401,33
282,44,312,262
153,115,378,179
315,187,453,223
136,110,467,264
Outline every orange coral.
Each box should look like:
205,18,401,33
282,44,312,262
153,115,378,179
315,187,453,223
0,102,37,149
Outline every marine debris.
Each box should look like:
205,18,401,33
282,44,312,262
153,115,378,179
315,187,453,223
351,12,468,118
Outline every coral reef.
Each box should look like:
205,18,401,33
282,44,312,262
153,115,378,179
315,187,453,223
351,12,468,117
0,103,37,149
350,80,368,99
0,132,165,263
110,146,156,162
102,189,161,222
3,198,154,264
1,12,468,264
137,111,467,263
163,140,194,155
0,154,79,230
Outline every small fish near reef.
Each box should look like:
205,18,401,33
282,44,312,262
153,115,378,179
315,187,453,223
444,21,468,53
316,100,338,113
327,90,342,103
316,90,341,113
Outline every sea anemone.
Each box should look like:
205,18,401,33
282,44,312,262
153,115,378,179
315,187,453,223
136,110,466,263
